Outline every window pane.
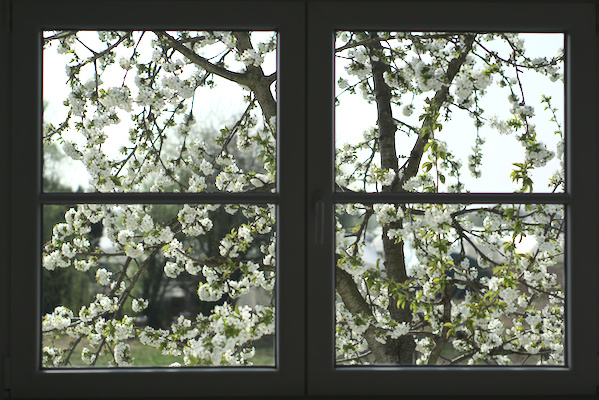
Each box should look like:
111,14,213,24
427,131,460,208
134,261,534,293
335,203,565,366
43,31,277,193
42,203,276,367
335,32,564,193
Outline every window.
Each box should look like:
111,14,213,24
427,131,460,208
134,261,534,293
2,1,597,399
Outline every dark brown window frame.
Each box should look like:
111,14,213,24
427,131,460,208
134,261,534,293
1,1,597,399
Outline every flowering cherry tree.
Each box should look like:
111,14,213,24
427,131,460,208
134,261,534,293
334,32,564,365
42,30,276,367
41,30,564,367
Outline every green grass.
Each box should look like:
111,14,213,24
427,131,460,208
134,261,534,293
43,334,275,367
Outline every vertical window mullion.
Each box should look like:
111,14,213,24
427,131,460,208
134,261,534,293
306,3,337,393
274,12,307,391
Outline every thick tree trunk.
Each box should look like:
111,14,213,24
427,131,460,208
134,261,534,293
363,33,476,364
367,33,416,364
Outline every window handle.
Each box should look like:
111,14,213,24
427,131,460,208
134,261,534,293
314,195,324,245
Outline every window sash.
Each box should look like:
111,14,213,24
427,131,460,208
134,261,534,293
10,1,306,398
306,1,596,396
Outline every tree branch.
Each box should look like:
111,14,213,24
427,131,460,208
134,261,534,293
398,34,476,189
68,32,132,79
232,31,277,122
158,31,277,123
336,267,405,364
156,31,251,86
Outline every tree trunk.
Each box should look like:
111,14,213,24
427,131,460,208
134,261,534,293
365,32,476,364
367,33,416,363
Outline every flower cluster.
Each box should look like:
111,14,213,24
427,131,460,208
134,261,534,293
336,201,564,365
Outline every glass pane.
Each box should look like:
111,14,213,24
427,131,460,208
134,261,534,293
42,203,276,367
335,32,564,193
43,31,277,193
335,203,565,366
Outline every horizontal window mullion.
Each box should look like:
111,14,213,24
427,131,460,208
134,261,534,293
333,192,570,204
39,192,279,205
